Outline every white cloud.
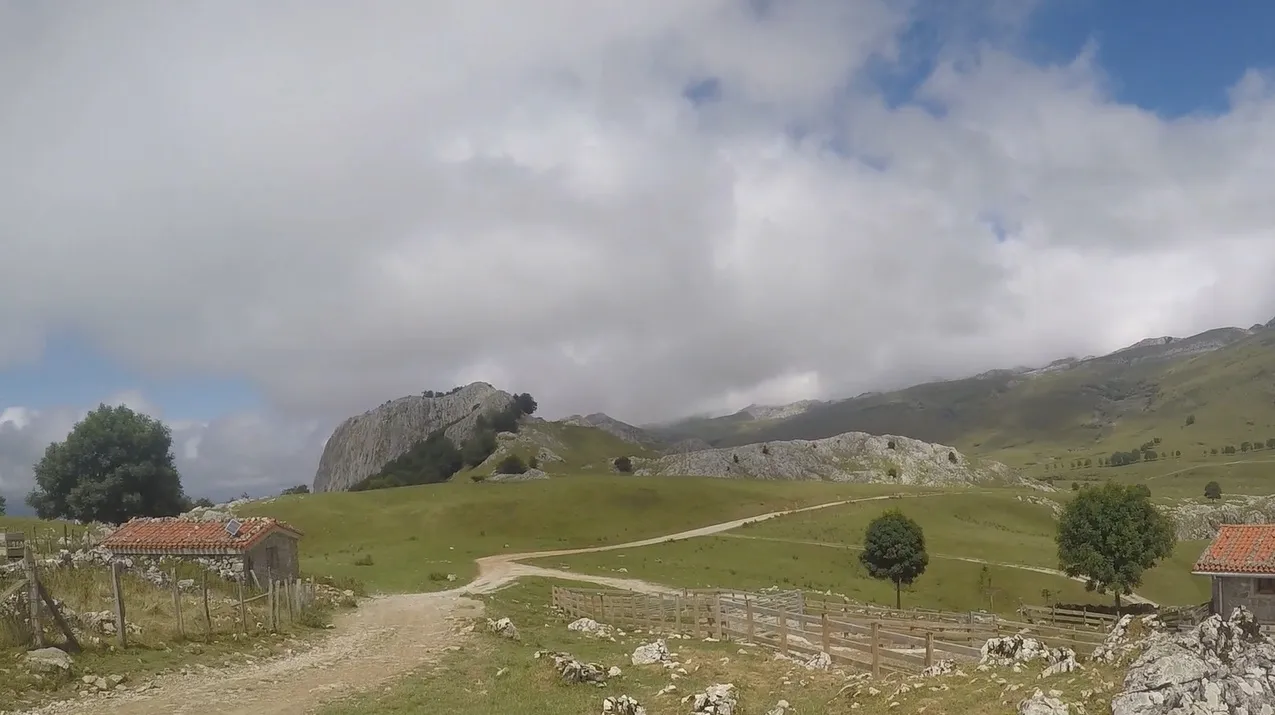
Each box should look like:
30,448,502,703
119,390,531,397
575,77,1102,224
2,2,1275,496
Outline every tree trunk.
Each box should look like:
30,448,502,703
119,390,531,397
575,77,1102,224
1114,591,1123,613
895,580,902,610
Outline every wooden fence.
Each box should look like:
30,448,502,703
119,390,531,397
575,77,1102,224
2,545,317,651
551,586,1111,676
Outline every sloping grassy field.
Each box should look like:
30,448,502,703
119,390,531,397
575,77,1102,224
241,476,925,592
528,490,1212,610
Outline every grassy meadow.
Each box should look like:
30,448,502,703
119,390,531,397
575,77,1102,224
527,490,1213,611
240,476,926,593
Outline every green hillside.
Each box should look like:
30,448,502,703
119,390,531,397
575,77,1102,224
663,324,1275,467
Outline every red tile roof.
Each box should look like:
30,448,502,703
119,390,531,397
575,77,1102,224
1193,524,1275,575
100,517,302,555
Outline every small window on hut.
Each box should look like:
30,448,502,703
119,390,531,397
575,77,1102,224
1256,578,1275,595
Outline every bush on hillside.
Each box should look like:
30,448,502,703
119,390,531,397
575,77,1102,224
496,454,527,475
528,455,540,469
1056,482,1175,609
26,404,188,524
281,484,310,495
613,456,633,473
0,493,5,515
1204,481,1222,501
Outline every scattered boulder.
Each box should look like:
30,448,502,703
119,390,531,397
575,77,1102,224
631,639,670,666
683,683,737,715
1018,688,1070,715
981,634,1078,677
1110,607,1275,715
486,617,520,641
1090,613,1162,664
568,617,616,639
921,659,958,677
536,651,609,686
765,699,792,715
601,695,647,715
24,647,73,675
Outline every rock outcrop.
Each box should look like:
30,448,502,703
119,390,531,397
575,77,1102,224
1165,496,1275,540
560,413,664,447
312,382,514,492
1110,607,1275,715
633,431,1031,488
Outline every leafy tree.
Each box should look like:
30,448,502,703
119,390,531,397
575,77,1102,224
1083,458,1092,467
26,404,187,525
0,492,6,515
886,440,897,450
948,451,958,464
1204,481,1222,501
1267,438,1275,450
281,485,310,496
762,445,771,456
1174,450,1181,458
528,455,540,469
613,456,633,473
513,392,538,416
1241,441,1252,453
860,510,929,609
1185,414,1195,426
192,497,215,508
1056,483,1176,609
1071,482,1080,491
1211,448,1219,455
496,454,527,474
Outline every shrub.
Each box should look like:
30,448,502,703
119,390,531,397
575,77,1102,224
886,467,898,479
353,554,375,567
496,454,527,474
761,445,771,455
613,456,633,473
887,440,897,450
528,455,540,469
947,451,958,464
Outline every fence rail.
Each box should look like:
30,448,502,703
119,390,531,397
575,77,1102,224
551,585,1114,675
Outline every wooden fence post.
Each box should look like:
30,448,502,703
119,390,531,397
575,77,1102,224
171,567,184,639
201,571,212,640
925,631,934,668
746,598,756,643
109,560,127,649
23,547,45,648
267,580,276,632
870,622,881,677
675,594,683,633
714,596,723,640
287,579,295,623
237,577,247,634
778,606,789,655
821,612,830,654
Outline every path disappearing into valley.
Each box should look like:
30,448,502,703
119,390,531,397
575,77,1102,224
17,490,1066,715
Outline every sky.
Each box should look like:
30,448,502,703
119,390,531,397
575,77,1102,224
3,0,1275,508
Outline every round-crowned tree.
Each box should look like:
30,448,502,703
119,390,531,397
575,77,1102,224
1056,482,1175,609
26,404,188,525
860,509,929,609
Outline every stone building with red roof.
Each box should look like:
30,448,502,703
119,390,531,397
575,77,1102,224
100,516,303,587
1192,524,1275,623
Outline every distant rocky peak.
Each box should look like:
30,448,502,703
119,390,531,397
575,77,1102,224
740,400,822,421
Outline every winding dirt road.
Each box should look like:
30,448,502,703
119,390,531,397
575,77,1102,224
8,491,1035,715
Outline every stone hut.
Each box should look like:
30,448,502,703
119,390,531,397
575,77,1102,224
100,516,303,588
1192,523,1275,624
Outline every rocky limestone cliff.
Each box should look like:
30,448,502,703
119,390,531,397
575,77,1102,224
632,431,1037,488
1164,495,1275,540
312,382,514,492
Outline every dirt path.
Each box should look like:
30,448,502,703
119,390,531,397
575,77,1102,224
6,490,1006,715
719,533,1159,606
1145,458,1275,481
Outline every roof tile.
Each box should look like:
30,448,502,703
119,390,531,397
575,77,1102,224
100,517,301,554
1193,524,1275,575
